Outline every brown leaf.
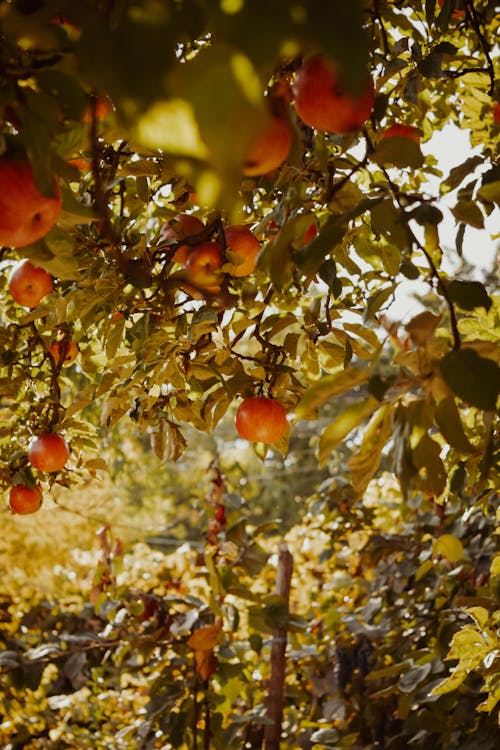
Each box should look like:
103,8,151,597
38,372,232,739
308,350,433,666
194,648,218,680
187,622,222,651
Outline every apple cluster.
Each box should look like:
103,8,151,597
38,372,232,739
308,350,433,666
159,215,261,295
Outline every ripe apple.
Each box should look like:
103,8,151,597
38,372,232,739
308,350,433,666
293,55,374,134
235,397,288,444
243,115,292,176
8,484,43,515
48,336,79,366
160,213,205,264
0,159,62,247
28,433,70,473
224,225,261,277
68,156,91,174
8,259,53,308
438,0,472,18
381,124,420,143
184,241,224,290
493,102,500,124
303,220,318,244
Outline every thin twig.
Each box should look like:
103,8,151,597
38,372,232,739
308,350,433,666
465,0,495,97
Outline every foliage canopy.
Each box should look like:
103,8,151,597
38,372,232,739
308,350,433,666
0,0,499,748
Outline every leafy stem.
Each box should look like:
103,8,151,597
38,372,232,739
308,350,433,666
364,129,461,350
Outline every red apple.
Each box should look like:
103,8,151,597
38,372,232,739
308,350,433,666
438,0,473,18
493,102,500,124
293,55,374,134
303,220,318,244
235,397,288,444
184,241,224,290
381,124,421,143
8,259,53,308
0,159,62,247
160,213,206,263
224,225,261,277
243,115,292,176
28,433,70,473
9,484,43,514
48,336,79,366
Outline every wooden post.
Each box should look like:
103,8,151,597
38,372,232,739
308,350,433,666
263,542,293,750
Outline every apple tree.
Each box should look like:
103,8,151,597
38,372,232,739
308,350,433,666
0,0,500,748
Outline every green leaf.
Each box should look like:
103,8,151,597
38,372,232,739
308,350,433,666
398,662,432,693
413,434,447,496
365,284,396,319
400,256,420,280
295,368,371,419
263,594,289,629
370,199,409,249
451,200,484,229
440,349,500,411
434,396,474,454
293,215,347,276
268,220,300,291
441,156,483,194
445,280,492,311
373,136,424,169
409,204,443,226
319,397,379,465
418,51,442,79
478,180,500,207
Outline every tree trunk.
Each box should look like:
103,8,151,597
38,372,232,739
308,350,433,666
263,542,293,750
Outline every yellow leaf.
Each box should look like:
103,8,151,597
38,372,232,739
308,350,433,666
433,534,463,563
136,99,209,159
294,367,371,420
491,555,500,577
431,669,467,696
466,607,490,629
446,628,490,667
318,397,379,466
